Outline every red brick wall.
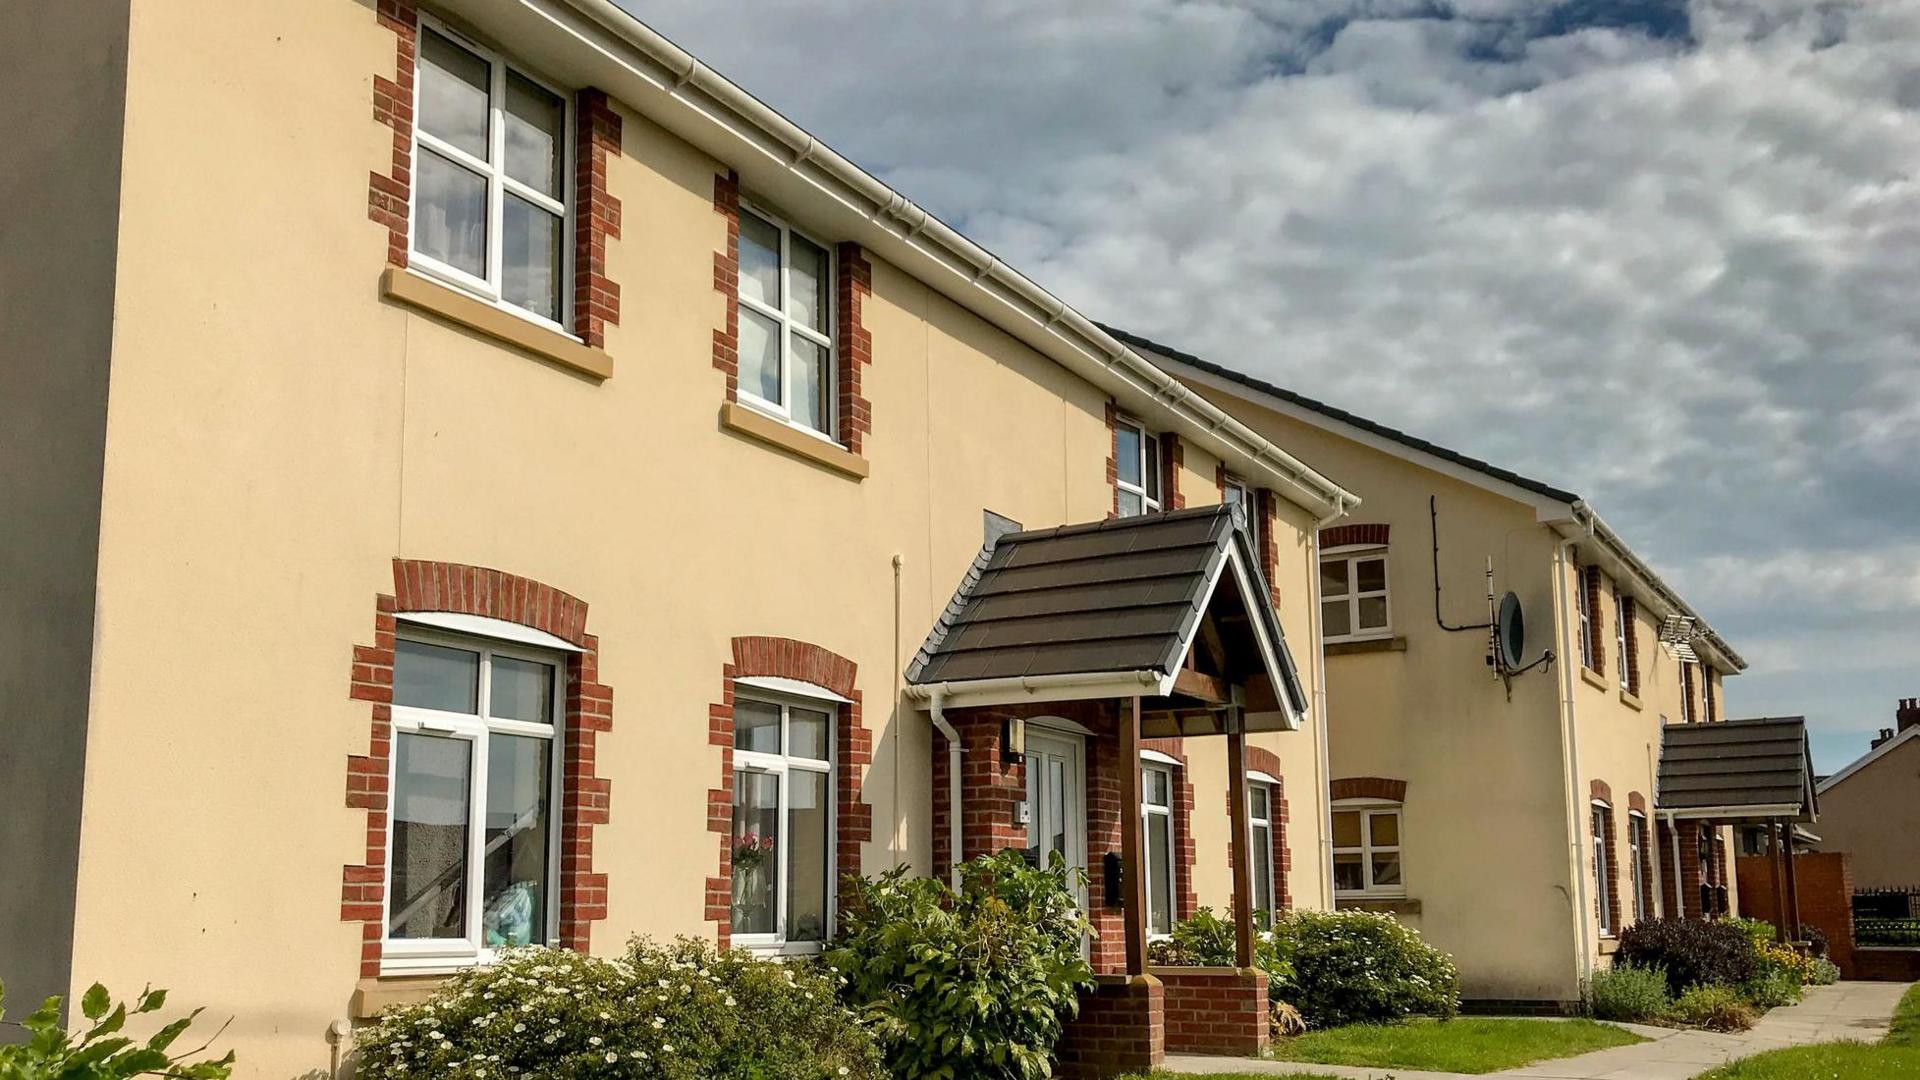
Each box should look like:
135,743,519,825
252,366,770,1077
711,171,743,398
1257,491,1282,609
1621,596,1640,695
834,243,873,453
1104,401,1122,519
342,560,614,975
1160,435,1186,511
1156,967,1269,1056
1736,851,1856,976
1319,523,1389,549
367,0,418,269
1330,776,1406,802
573,90,623,347
1056,975,1165,1079
703,636,869,947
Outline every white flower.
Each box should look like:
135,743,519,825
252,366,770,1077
651,1017,666,1029
513,1024,525,1033
605,1052,618,1063
427,1031,443,1041
662,1043,674,1053
588,1037,603,1047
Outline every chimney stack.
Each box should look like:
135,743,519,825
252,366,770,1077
1899,697,1920,734
1872,727,1896,750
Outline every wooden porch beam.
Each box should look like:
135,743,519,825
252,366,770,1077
1171,668,1228,705
1225,697,1255,969
1119,695,1148,976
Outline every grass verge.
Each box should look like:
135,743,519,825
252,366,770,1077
1268,1016,1645,1073
1694,983,1920,1079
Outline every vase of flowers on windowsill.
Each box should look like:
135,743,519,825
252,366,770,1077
733,832,775,874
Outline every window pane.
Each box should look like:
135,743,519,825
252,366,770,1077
1143,768,1170,807
739,307,782,405
730,770,779,936
482,733,550,946
1147,816,1174,935
1369,811,1399,847
1224,483,1245,508
791,333,829,433
1252,823,1274,918
1115,425,1142,486
739,212,781,311
1371,853,1402,888
390,732,472,940
1358,596,1388,630
1143,435,1161,501
1332,811,1362,848
416,149,488,279
1334,852,1364,892
788,705,831,761
394,639,479,714
1249,785,1270,821
503,196,562,322
489,655,553,724
787,768,830,942
1048,757,1068,859
734,699,780,754
1320,559,1349,597
1321,600,1351,638
419,30,489,159
503,71,563,197
1117,490,1144,518
1357,557,1387,594
789,234,829,334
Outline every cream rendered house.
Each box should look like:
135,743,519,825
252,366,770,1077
1813,699,1920,890
0,1,1357,1076
1120,331,1751,1009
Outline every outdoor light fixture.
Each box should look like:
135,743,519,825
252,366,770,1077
1002,716,1026,764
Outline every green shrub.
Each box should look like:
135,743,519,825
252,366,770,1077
354,939,882,1080
0,979,234,1080
1725,916,1777,948
1806,957,1841,986
1670,984,1756,1032
1741,968,1803,1009
1615,918,1758,996
1267,909,1458,1028
1148,907,1295,1002
1582,964,1670,1022
828,851,1094,1080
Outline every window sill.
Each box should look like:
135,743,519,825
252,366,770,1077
719,401,868,480
381,266,613,381
1325,635,1406,657
1598,936,1621,956
1619,688,1644,711
352,974,455,1019
1580,666,1610,692
1337,895,1421,916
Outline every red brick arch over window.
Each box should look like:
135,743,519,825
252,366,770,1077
1330,776,1407,803
704,637,872,947
1320,523,1389,549
342,560,614,976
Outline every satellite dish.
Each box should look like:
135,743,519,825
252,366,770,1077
1496,592,1525,671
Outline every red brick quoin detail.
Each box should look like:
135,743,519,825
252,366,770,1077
1161,435,1187,511
712,171,743,397
705,637,871,948
835,243,874,454
574,90,623,347
1256,491,1283,610
1104,401,1123,519
342,560,614,976
1330,776,1406,803
1244,745,1292,912
1320,522,1389,549
1591,779,1614,803
367,0,419,268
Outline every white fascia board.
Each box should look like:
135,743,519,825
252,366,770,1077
1659,804,1806,821
1816,725,1918,794
911,671,1165,710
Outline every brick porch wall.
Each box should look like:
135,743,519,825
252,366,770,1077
1735,851,1857,976
1056,974,1165,1079
1155,967,1269,1056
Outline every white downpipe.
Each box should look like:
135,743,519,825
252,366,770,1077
1551,537,1596,984
1309,499,1349,909
928,688,963,890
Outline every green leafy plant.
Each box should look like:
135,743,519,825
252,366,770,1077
1740,968,1802,1009
1266,909,1458,1028
827,851,1095,1080
1669,984,1756,1032
0,979,234,1080
1805,957,1841,986
1582,963,1671,1022
1725,916,1777,948
353,938,882,1080
1615,918,1758,996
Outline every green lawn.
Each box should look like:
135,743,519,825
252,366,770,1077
1694,983,1920,1079
1267,1016,1646,1073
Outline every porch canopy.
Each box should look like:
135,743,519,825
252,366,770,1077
907,503,1309,975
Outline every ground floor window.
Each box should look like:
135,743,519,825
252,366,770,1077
1142,763,1177,937
731,691,835,949
386,632,562,970
1628,810,1649,925
1592,801,1614,934
1249,781,1276,923
1333,801,1402,898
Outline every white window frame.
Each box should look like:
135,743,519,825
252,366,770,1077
730,685,838,955
1679,662,1695,724
1248,780,1276,924
1114,416,1162,518
1592,800,1614,935
1628,810,1648,925
383,627,565,974
1321,546,1391,643
408,14,575,335
1332,800,1404,900
1223,476,1262,554
1615,588,1632,691
734,200,839,441
1575,563,1595,670
1141,762,1178,939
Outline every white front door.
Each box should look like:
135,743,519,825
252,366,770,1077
1024,729,1087,880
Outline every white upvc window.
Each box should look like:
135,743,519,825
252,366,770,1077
731,689,836,952
1575,563,1595,670
1248,781,1277,925
1628,810,1649,925
1615,589,1632,691
1679,662,1696,724
1114,417,1162,518
736,204,837,437
1592,801,1614,934
411,18,572,328
384,631,563,973
1332,802,1402,898
1223,476,1262,554
1321,548,1390,642
1142,763,1178,937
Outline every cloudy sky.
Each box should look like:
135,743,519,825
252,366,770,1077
629,0,1920,771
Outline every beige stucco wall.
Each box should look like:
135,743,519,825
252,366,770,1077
0,0,131,1018
64,1,1332,1074
1812,735,1920,889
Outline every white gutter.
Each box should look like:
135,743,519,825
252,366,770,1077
531,0,1357,519
927,688,963,890
1550,536,1595,983
903,669,1167,709
1564,503,1746,674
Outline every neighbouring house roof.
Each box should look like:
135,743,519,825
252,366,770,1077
1658,717,1819,822
1816,723,1920,795
1105,324,1747,674
906,504,1307,726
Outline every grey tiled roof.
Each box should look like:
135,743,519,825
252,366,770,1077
1657,717,1818,821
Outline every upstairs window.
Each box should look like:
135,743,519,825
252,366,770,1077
1322,549,1389,642
1680,662,1696,723
1575,562,1595,670
1114,418,1162,517
731,690,836,950
1615,589,1638,694
736,206,836,437
1223,476,1263,554
1333,802,1402,899
412,21,570,326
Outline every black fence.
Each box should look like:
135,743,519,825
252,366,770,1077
1853,886,1920,920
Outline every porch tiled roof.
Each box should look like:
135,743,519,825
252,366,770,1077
1658,716,1819,822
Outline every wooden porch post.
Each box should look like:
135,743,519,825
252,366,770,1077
1225,697,1254,969
1781,822,1803,941
1768,819,1789,940
1118,695,1148,976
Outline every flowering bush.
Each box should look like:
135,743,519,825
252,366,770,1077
1267,910,1458,1028
353,938,882,1080
828,851,1094,1080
